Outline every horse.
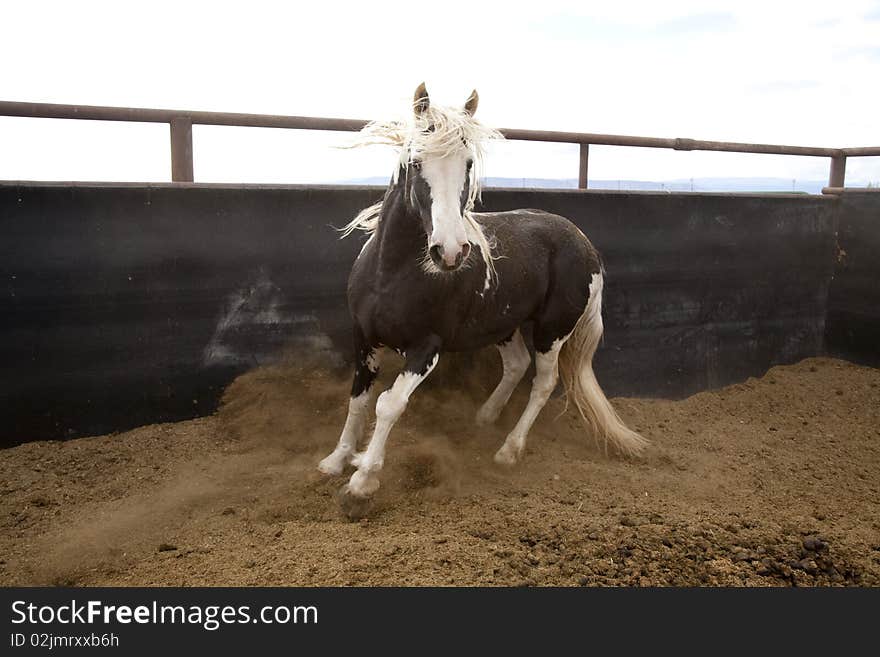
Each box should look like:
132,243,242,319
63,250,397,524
318,83,647,506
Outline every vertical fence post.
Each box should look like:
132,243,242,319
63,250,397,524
578,143,589,189
828,154,846,189
170,118,194,182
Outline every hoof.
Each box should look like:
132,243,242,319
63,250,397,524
337,484,375,521
348,469,381,497
475,405,500,426
493,443,521,466
317,451,348,476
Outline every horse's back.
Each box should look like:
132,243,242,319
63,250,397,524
474,208,602,273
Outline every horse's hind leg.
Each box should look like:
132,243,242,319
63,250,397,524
318,329,380,476
476,329,530,426
345,337,441,498
494,336,566,466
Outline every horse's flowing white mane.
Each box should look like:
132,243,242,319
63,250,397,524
340,100,504,284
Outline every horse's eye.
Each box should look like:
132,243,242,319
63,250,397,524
466,160,473,172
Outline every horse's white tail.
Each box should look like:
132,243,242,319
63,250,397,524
558,271,649,457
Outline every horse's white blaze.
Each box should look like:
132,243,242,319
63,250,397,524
347,353,439,497
421,152,469,267
476,330,531,426
341,99,501,286
494,335,569,466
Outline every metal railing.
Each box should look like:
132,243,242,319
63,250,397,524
2,100,878,193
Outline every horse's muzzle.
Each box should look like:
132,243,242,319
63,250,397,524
429,242,470,271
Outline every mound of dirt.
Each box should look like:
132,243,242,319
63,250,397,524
1,356,878,586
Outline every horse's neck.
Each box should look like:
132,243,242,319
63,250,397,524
375,178,423,271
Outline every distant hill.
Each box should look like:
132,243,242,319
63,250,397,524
342,176,833,194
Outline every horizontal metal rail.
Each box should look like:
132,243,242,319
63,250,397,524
838,146,880,157
1,100,878,191
0,101,370,132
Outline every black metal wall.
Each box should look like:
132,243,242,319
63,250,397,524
826,191,880,365
1,182,851,447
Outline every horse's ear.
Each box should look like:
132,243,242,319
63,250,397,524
464,89,479,116
413,82,430,115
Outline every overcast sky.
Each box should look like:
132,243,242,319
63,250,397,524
1,0,878,185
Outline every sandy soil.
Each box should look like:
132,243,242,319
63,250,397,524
1,355,878,587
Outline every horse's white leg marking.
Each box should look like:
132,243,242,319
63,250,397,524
318,391,372,475
494,337,567,466
476,330,530,426
318,349,381,476
347,354,439,497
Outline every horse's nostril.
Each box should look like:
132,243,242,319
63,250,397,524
460,243,471,260
429,244,443,263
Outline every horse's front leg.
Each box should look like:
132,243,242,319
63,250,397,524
318,329,380,476
345,336,441,499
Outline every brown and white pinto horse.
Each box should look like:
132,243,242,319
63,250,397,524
319,83,647,505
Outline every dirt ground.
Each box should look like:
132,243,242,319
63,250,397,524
1,354,878,587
